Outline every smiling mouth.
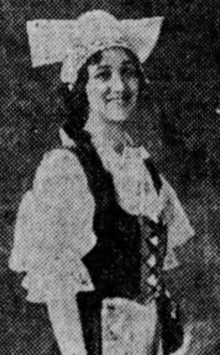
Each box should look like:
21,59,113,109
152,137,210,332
106,99,129,108
106,95,132,104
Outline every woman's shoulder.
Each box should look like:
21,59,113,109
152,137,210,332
32,147,89,199
39,147,79,169
34,126,83,176
35,147,83,178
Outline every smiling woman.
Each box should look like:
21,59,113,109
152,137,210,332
9,10,194,355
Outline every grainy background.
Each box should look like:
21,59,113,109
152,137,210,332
1,0,220,354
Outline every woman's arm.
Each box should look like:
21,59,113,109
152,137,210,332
9,148,96,355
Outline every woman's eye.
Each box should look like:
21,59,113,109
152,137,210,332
121,67,137,78
95,71,111,80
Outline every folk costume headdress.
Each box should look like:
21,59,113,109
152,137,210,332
26,10,163,84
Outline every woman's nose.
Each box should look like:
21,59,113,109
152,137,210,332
110,72,124,92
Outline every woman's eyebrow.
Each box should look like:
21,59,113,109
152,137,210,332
94,60,136,71
95,64,111,70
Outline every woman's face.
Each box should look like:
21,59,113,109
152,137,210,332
85,47,140,123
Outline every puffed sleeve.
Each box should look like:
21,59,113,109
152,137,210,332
9,148,96,301
160,176,195,271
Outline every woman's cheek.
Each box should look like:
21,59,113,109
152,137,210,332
89,82,108,110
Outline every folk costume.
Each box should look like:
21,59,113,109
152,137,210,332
9,10,194,355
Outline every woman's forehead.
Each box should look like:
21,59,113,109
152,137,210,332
91,47,136,69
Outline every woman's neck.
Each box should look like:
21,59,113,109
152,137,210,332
84,112,130,152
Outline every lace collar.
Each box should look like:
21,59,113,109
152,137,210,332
59,125,163,223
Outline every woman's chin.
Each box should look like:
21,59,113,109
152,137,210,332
102,109,131,123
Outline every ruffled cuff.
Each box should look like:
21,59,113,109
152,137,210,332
20,249,94,303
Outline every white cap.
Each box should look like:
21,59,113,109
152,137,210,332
26,10,163,84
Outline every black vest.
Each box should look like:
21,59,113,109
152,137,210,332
63,125,169,354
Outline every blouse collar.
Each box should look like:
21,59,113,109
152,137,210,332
60,124,150,161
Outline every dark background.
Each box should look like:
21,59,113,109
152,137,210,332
1,0,220,353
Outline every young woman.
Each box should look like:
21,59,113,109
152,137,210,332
9,10,194,355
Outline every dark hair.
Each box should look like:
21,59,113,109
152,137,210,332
59,47,150,131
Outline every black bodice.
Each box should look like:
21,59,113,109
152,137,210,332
63,125,168,355
63,125,167,301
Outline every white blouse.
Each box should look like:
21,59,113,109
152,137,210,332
8,126,194,355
